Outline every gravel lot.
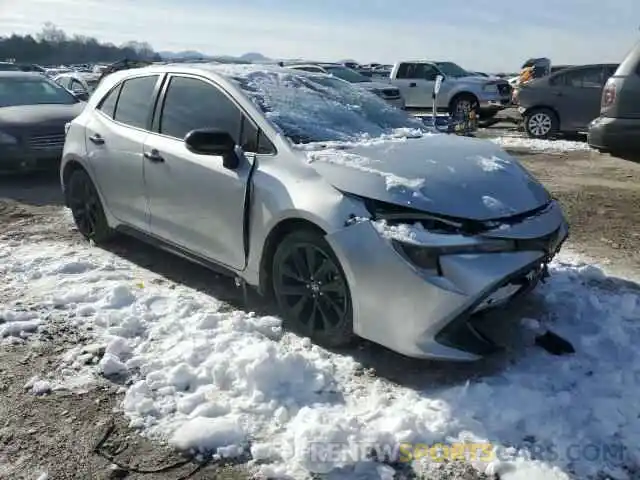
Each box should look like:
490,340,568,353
1,137,639,479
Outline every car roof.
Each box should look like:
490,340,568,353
56,71,100,79
0,71,47,79
287,62,340,67
110,62,322,81
550,63,619,74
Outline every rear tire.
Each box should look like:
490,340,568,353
66,169,113,243
523,108,558,139
271,229,354,348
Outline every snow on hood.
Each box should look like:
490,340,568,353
304,134,550,221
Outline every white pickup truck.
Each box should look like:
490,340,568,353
389,61,512,119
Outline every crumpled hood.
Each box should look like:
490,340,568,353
304,134,550,221
0,103,85,128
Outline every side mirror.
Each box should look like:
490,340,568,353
184,128,239,169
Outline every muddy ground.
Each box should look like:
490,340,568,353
0,144,639,479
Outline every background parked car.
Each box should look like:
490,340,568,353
0,62,20,72
515,63,618,139
16,63,47,74
52,72,101,100
285,62,405,109
589,42,640,155
0,71,85,173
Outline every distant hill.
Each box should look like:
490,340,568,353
158,50,210,60
158,50,272,63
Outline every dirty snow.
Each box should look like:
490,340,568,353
2,233,640,479
490,135,593,153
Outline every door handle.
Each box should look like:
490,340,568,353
143,149,164,163
553,91,563,96
409,82,417,87
88,134,104,145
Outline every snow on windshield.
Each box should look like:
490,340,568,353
221,66,426,144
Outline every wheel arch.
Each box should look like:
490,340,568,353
61,158,88,207
448,91,479,112
523,105,561,123
258,217,327,297
61,156,116,227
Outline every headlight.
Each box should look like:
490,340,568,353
0,131,17,145
483,84,499,93
392,238,516,274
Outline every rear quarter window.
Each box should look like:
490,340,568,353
113,75,160,129
97,84,122,118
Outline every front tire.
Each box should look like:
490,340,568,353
449,93,479,118
66,169,113,243
271,229,354,348
523,108,558,139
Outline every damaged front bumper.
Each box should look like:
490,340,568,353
325,201,568,361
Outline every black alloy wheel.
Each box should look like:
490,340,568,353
272,230,353,347
66,169,112,242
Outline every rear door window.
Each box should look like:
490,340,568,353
113,75,160,129
396,63,439,81
552,67,603,88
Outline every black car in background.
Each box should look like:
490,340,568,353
0,72,85,173
589,42,640,156
0,62,20,72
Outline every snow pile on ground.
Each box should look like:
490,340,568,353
1,235,640,479
491,135,593,153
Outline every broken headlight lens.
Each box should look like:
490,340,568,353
392,239,516,274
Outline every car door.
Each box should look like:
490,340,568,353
84,74,162,230
393,62,439,108
549,66,605,131
143,74,270,270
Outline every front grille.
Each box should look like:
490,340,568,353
497,83,512,96
28,132,65,151
381,88,401,98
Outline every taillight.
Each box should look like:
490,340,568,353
601,81,616,110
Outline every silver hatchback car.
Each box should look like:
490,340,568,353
60,64,568,361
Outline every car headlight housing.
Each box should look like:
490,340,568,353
0,131,17,145
392,238,516,274
483,84,499,93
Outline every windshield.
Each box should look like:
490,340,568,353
434,62,471,78
0,77,77,107
230,69,426,144
323,66,370,83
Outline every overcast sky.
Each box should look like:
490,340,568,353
1,0,639,71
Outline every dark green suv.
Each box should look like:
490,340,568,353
588,41,640,155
